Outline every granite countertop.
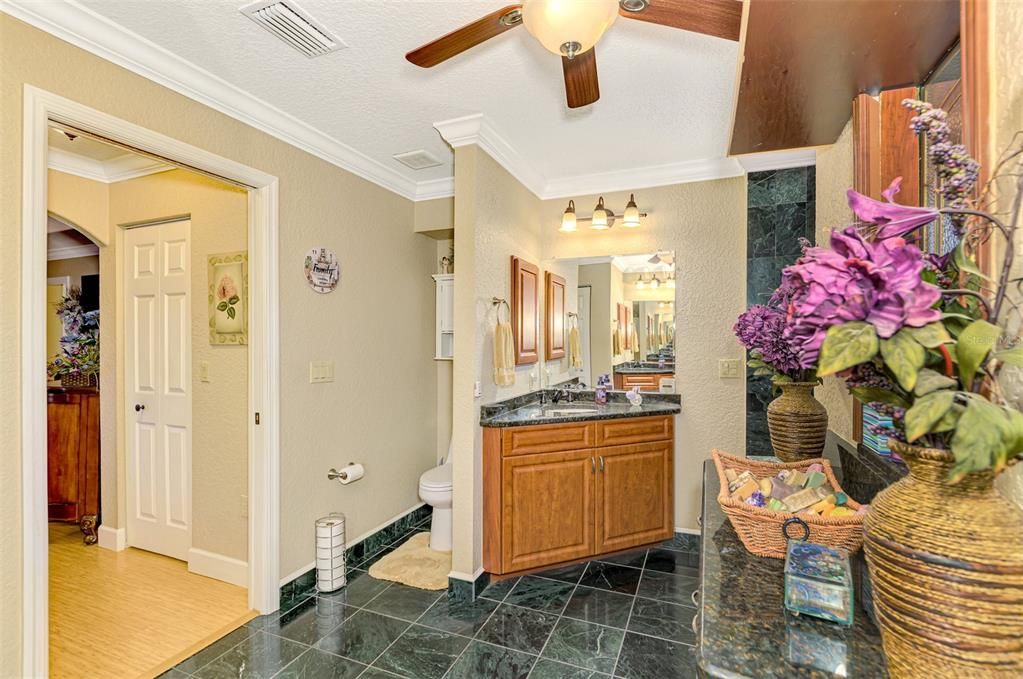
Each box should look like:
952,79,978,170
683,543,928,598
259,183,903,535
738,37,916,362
613,365,675,374
479,388,680,428
697,460,887,678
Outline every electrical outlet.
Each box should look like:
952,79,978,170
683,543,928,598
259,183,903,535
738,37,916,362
199,361,210,383
309,360,335,384
718,358,741,379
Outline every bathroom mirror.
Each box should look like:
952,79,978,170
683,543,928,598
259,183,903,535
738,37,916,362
540,252,676,391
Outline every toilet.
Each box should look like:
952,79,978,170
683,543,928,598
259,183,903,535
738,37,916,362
419,460,453,552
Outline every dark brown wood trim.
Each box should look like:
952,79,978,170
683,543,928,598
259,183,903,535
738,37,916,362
961,0,992,273
510,256,540,365
544,271,566,360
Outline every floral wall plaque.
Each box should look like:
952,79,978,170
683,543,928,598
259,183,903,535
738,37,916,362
208,251,247,345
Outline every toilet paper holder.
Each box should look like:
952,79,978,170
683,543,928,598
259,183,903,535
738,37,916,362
327,463,360,483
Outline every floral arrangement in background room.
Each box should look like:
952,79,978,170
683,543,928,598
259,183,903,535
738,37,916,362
47,286,100,383
736,98,1023,481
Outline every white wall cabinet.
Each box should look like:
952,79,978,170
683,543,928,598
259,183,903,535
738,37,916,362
433,274,454,360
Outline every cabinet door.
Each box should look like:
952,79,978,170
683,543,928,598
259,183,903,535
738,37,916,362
545,271,566,360
511,256,540,365
595,441,673,553
48,392,82,521
502,449,595,572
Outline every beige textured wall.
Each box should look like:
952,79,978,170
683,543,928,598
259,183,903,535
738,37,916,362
578,263,613,379
435,238,454,461
109,170,249,561
814,119,856,443
992,0,1023,507
1,16,437,669
48,169,110,244
47,255,99,289
415,197,454,235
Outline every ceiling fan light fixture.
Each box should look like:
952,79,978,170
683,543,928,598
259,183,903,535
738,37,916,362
590,196,611,230
522,0,619,58
623,193,641,227
500,8,523,26
560,200,578,232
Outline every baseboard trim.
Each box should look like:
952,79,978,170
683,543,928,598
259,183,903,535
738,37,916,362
97,525,125,551
188,547,249,588
675,527,701,535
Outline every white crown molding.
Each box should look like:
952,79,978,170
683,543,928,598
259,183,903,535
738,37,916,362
1,0,430,200
414,176,455,201
435,113,547,198
48,147,171,183
541,156,746,200
736,149,817,172
47,243,99,261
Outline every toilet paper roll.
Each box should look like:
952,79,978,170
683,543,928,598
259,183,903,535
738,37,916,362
336,463,364,484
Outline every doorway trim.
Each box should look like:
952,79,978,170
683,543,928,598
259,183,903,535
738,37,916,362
21,85,281,677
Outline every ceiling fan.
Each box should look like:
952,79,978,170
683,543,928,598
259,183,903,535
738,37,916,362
405,0,742,109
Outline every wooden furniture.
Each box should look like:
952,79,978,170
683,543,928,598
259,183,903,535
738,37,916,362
730,0,959,155
544,271,566,360
432,273,454,360
510,256,539,365
613,371,673,392
483,415,674,574
48,387,100,543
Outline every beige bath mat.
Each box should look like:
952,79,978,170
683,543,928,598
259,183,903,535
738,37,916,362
367,532,451,591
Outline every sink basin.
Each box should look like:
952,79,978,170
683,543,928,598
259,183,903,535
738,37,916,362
544,407,599,416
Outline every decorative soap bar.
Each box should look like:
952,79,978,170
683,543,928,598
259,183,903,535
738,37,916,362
784,487,830,513
767,498,787,511
834,492,848,506
779,469,808,488
759,478,773,495
728,470,756,495
804,471,828,489
770,480,797,500
725,468,739,484
784,540,854,625
830,507,856,517
806,463,824,473
745,490,766,508
733,478,760,501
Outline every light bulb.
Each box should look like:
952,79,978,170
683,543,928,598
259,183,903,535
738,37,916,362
650,277,660,289
521,0,619,58
635,278,645,289
590,196,610,230
622,193,641,228
560,199,577,232
667,276,676,289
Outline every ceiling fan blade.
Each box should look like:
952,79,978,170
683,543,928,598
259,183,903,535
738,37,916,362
562,49,600,109
619,0,742,42
406,5,523,67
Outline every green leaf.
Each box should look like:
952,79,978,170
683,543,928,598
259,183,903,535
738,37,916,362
956,320,1001,388
881,328,926,391
953,240,994,281
932,406,962,433
226,306,236,320
994,346,1023,369
849,387,910,409
753,367,775,377
747,358,767,369
1005,409,1023,459
950,396,1011,480
915,368,957,396
228,295,240,305
905,390,956,442
817,322,879,377
908,323,953,349
217,301,229,312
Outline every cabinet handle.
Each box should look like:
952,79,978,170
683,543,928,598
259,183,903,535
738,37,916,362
598,456,605,472
591,457,596,473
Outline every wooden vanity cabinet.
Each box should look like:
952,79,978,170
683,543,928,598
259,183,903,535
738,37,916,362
484,415,674,574
613,371,674,392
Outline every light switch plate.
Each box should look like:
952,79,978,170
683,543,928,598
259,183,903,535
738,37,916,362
309,360,335,384
473,380,482,398
199,361,210,383
719,358,741,379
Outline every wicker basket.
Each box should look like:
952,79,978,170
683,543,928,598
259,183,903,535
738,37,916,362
713,449,865,559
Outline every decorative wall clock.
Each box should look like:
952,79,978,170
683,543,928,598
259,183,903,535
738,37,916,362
305,247,340,294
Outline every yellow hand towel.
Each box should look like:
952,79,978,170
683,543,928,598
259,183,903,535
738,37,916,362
569,326,582,369
612,327,621,355
630,328,639,359
493,320,515,386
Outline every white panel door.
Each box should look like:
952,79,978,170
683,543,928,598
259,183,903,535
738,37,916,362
125,220,192,560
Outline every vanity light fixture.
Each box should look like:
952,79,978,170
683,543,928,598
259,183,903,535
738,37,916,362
558,195,648,233
560,200,578,232
635,276,646,289
622,193,641,228
650,275,660,289
590,196,611,230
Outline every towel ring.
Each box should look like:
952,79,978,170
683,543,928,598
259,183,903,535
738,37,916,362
491,297,510,323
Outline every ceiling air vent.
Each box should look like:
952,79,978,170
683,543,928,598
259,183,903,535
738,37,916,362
393,150,443,171
240,0,346,58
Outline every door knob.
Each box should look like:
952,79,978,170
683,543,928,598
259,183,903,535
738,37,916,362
134,404,145,412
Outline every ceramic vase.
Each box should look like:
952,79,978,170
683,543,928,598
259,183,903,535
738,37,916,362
766,381,827,461
864,440,1023,678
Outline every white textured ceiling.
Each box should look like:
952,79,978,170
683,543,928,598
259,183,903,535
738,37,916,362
72,0,740,194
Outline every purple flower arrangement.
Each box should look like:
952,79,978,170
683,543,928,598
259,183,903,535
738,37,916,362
735,99,1023,481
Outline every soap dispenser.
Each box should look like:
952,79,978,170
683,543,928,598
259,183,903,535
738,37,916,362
595,374,610,405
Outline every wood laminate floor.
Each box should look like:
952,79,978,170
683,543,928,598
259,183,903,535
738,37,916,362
49,523,254,679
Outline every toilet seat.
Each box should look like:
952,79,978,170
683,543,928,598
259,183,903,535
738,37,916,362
419,464,452,491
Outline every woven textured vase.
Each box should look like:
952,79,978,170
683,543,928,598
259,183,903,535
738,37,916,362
766,381,827,462
864,441,1023,678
